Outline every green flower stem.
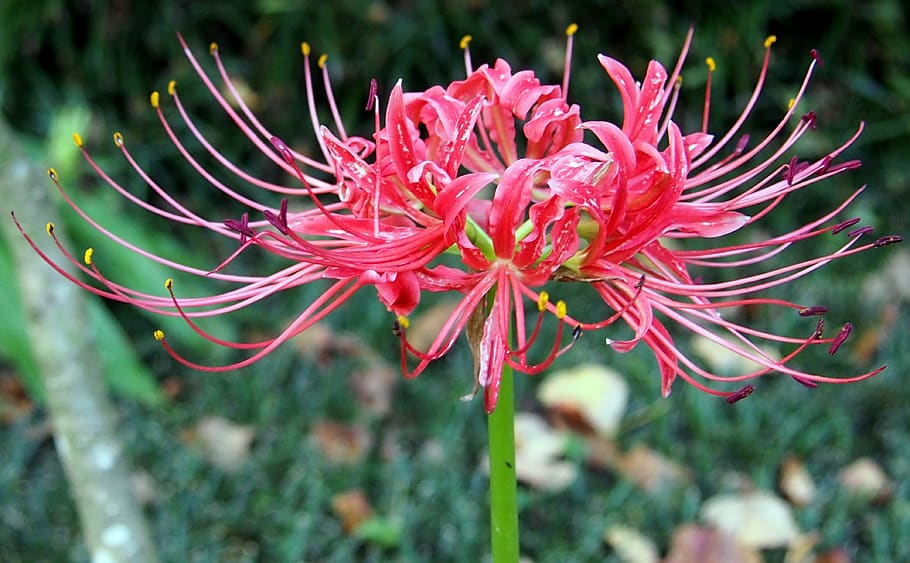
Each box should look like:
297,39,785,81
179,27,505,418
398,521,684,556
487,361,519,563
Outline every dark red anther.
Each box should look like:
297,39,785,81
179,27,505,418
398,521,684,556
572,325,583,341
832,217,861,234
785,157,810,185
799,306,828,317
636,274,646,289
270,136,296,166
828,322,853,355
791,375,818,389
825,159,862,174
224,212,254,246
818,155,833,173
392,319,402,337
810,49,824,66
848,226,874,238
264,198,291,235
874,235,903,248
813,318,825,339
725,384,755,404
365,78,378,111
801,111,817,129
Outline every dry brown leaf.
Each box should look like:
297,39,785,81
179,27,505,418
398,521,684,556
813,548,851,563
664,524,763,563
851,304,898,362
290,322,336,359
191,416,256,472
584,435,620,470
701,490,800,549
603,524,659,563
404,300,460,352
331,489,374,534
837,457,893,501
780,457,817,507
350,364,397,417
291,322,365,365
614,445,690,493
0,370,34,424
310,420,373,464
536,363,628,437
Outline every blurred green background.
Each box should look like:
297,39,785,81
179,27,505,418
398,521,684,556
1,0,907,561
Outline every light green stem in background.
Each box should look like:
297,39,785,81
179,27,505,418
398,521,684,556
487,361,519,563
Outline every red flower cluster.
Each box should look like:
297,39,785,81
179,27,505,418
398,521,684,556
17,26,899,412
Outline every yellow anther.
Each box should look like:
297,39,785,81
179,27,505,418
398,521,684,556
165,278,173,290
566,23,578,37
459,35,472,49
705,57,716,72
47,168,58,181
556,300,567,319
83,247,94,266
676,75,683,86
113,132,124,147
209,42,218,55
787,98,796,109
537,291,550,312
317,54,328,69
764,35,777,48
46,222,55,235
72,132,83,147
301,42,311,57
150,91,160,108
153,329,165,341
397,315,411,330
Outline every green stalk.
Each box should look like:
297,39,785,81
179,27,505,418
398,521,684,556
487,361,519,562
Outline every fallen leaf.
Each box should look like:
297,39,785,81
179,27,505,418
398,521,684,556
584,435,620,470
350,363,397,417
537,363,628,437
221,78,261,111
603,524,659,563
691,333,779,375
784,532,820,563
291,322,364,365
310,420,372,464
780,457,816,507
331,489,374,534
404,300,460,352
483,412,578,492
701,490,800,549
0,370,33,424
614,445,690,493
813,548,851,563
191,416,255,472
851,304,898,363
664,524,762,563
862,249,910,305
837,457,892,502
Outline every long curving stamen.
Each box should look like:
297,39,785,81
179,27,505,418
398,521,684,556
562,23,578,99
702,57,715,133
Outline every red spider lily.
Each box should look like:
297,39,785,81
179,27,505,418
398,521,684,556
14,27,899,414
